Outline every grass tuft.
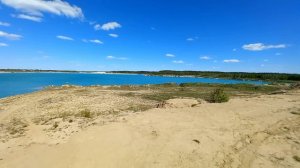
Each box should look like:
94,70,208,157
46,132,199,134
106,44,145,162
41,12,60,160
77,109,92,118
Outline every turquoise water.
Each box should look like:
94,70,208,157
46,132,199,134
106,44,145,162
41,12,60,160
0,73,267,98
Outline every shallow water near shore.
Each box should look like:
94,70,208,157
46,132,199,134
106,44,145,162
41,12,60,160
0,73,267,98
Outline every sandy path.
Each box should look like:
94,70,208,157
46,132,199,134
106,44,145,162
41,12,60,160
0,91,300,168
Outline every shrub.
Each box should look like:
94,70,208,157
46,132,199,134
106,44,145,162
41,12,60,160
78,109,92,118
208,88,229,103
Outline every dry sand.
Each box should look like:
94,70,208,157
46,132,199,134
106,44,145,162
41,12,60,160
0,86,299,168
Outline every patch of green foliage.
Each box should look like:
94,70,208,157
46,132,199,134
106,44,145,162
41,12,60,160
207,88,229,103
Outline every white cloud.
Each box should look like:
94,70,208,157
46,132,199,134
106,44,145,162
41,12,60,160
275,52,281,56
223,59,240,63
186,36,198,41
0,21,10,26
56,35,73,41
0,42,8,47
242,43,286,51
94,24,101,30
14,14,42,22
200,56,211,60
0,0,83,19
82,39,103,44
108,34,118,38
173,60,184,64
0,30,22,40
89,39,103,44
166,53,175,57
95,22,121,31
106,56,127,60
106,56,115,59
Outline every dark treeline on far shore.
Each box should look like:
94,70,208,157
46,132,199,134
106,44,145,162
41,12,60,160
110,70,300,81
1,69,300,82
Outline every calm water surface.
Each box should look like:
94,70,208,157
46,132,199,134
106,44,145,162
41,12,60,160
0,73,267,98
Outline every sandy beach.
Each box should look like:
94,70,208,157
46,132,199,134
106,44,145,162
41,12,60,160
0,86,299,168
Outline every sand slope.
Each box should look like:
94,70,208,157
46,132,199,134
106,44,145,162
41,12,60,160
0,89,300,168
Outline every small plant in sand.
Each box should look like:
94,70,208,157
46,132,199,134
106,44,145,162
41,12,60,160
52,122,59,129
77,109,92,118
293,155,300,162
207,88,229,103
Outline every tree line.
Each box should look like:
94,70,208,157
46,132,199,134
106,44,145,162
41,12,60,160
110,70,300,81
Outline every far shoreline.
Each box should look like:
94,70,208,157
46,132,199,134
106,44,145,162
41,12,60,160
1,69,299,83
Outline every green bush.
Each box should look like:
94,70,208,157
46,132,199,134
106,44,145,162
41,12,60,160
208,88,229,103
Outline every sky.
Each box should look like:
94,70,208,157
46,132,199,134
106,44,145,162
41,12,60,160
0,0,299,73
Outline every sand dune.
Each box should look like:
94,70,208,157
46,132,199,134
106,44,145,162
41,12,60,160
0,87,299,168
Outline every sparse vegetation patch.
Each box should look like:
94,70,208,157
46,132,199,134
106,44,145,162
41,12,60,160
0,117,29,141
77,109,93,118
126,104,154,112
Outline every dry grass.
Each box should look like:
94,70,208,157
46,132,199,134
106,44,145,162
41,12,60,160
32,111,75,125
0,117,29,141
125,104,154,112
76,109,93,118
33,109,94,126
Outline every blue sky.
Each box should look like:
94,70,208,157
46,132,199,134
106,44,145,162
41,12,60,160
0,0,299,73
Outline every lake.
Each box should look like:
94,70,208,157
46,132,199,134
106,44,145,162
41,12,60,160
0,73,267,98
